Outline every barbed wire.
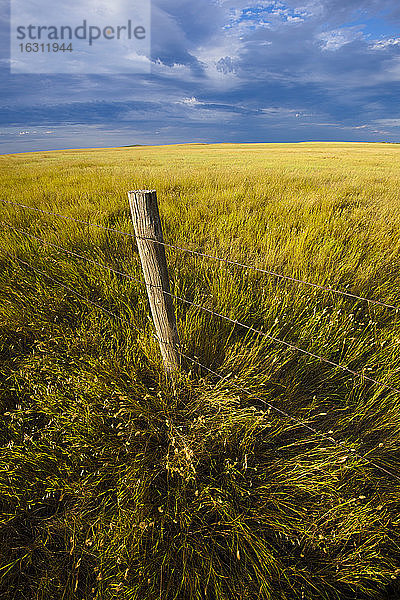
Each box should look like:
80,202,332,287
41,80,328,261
1,198,399,311
4,250,400,483
3,221,400,396
2,221,144,286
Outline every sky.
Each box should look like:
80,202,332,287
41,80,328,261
1,0,400,153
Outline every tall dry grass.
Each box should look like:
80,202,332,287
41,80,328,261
1,142,400,599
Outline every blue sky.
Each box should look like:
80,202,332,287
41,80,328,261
1,0,400,153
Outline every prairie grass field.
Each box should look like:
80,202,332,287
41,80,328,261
1,141,400,599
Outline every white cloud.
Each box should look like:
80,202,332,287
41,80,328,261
287,15,304,22
317,26,364,50
10,0,151,74
261,107,311,117
178,97,202,105
374,119,400,127
371,37,400,50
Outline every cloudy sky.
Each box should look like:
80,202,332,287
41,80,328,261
1,0,400,153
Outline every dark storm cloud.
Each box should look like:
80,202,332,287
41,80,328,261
1,0,400,152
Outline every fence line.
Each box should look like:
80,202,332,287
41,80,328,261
1,198,399,311
6,250,400,484
2,222,144,285
4,221,400,396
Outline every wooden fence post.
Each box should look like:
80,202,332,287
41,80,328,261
128,189,180,374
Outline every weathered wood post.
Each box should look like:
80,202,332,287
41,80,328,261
128,190,180,374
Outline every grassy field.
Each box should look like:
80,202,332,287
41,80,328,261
1,141,400,600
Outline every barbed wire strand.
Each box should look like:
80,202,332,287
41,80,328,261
2,221,144,287
4,250,400,483
3,221,400,397
1,198,399,311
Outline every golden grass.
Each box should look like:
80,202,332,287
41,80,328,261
1,142,400,600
